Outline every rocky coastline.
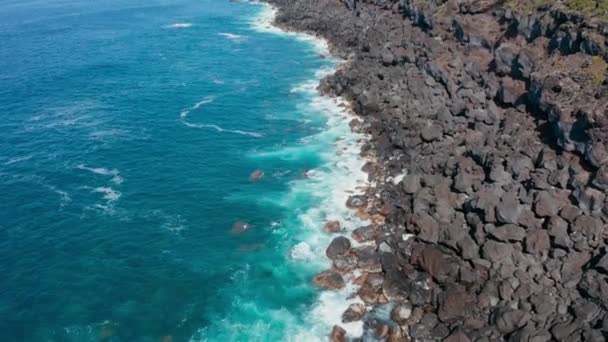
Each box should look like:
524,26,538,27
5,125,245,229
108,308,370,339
264,0,608,341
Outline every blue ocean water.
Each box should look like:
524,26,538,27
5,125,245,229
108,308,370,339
0,1,369,341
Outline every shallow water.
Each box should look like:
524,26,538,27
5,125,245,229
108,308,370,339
0,1,368,340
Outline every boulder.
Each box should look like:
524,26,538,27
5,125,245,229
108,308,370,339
496,192,522,224
249,169,264,181
494,308,530,334
533,191,559,217
489,224,526,242
330,325,346,342
346,195,367,209
352,225,375,242
525,229,551,255
324,220,341,233
326,236,351,260
313,270,345,289
342,303,366,323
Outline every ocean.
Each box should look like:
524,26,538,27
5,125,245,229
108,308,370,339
0,0,368,340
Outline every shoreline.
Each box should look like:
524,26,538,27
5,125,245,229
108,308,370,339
252,2,376,339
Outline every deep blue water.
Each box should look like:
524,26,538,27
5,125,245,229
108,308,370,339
0,1,368,341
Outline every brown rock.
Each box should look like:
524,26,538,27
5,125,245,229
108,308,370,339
489,224,526,242
352,225,375,242
354,246,382,273
342,303,366,323
326,236,351,260
324,220,341,233
313,270,345,289
438,287,473,323
525,229,551,255
414,212,440,243
330,325,346,342
533,191,559,217
444,329,471,342
249,169,264,181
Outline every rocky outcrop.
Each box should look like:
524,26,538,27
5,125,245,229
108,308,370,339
266,0,608,340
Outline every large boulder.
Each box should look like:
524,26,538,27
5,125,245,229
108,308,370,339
313,270,345,289
326,236,352,260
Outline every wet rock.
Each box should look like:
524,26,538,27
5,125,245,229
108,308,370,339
249,169,264,181
324,220,342,233
352,225,375,242
313,270,345,289
382,269,410,302
330,325,346,342
355,246,382,273
342,303,366,323
346,195,367,209
231,221,252,234
326,236,351,260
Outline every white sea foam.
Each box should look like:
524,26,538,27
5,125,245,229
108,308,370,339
251,3,371,339
77,164,123,184
182,122,264,138
218,32,246,41
250,3,330,56
180,96,216,118
295,283,365,340
166,22,192,28
290,242,315,261
92,187,121,202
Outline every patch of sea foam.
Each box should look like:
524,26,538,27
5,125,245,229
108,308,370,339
250,3,330,56
165,22,192,28
182,122,264,138
218,32,246,41
92,187,121,202
179,96,263,137
77,164,123,184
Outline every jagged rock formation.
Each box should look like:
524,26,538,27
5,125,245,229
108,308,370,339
266,0,608,340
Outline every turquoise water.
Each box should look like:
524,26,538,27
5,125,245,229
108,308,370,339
0,1,368,340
